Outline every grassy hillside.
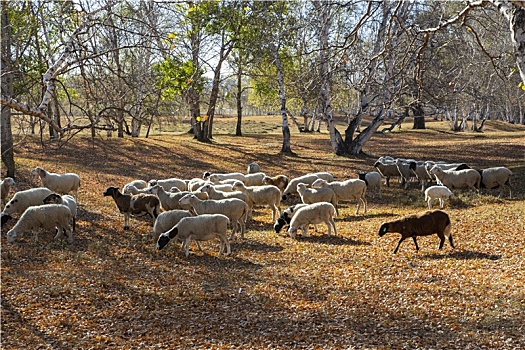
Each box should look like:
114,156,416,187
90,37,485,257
2,116,524,349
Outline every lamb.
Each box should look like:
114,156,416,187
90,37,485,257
103,186,160,230
297,182,339,216
262,175,289,193
424,162,470,183
373,159,401,187
378,209,453,254
43,193,78,232
123,180,148,194
1,177,16,207
151,209,193,242
358,172,382,198
157,214,231,257
30,166,80,202
231,181,281,221
424,185,453,209
1,187,53,225
247,162,260,174
273,203,309,233
287,202,337,238
149,178,187,192
7,204,73,243
195,184,253,216
428,165,480,191
178,194,249,239
281,172,334,201
477,166,513,198
311,178,367,215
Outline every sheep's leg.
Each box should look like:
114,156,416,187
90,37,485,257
54,226,64,240
438,234,446,249
412,237,420,251
329,218,337,237
239,219,245,239
427,199,432,210
362,197,367,214
448,234,454,249
393,237,406,254
185,237,192,257
124,213,130,230
439,199,445,209
326,221,332,237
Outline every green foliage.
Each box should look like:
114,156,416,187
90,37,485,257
153,58,208,100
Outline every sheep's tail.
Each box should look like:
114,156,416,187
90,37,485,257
443,218,452,238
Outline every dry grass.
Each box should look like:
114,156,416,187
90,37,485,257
2,116,525,349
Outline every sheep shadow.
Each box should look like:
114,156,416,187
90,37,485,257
338,212,395,223
180,251,264,271
420,250,502,261
293,235,371,246
230,239,284,253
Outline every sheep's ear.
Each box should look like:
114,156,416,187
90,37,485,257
379,224,389,236
167,227,178,239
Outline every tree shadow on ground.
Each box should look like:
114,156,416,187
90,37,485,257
294,234,371,246
420,249,502,261
231,239,283,253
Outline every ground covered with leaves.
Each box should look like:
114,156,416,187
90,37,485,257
2,117,524,349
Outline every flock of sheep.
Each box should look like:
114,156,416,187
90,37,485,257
0,157,513,255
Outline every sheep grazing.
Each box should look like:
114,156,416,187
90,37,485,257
157,214,231,257
311,178,367,215
1,187,53,225
358,172,382,198
247,162,260,174
243,172,266,186
429,165,480,191
203,172,246,183
262,175,289,193
232,181,281,222
297,182,339,216
274,203,309,233
477,167,513,198
122,180,148,194
409,162,433,191
43,193,78,232
424,185,453,209
151,209,193,242
195,184,253,216
7,204,73,243
103,186,160,230
287,202,337,239
1,177,16,207
30,166,80,202
281,172,334,201
179,194,249,240
146,184,188,211
148,178,187,192
373,159,401,187
395,159,413,189
187,178,209,192
378,210,453,254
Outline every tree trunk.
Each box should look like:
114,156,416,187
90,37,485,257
1,2,15,178
412,104,426,129
235,64,243,136
271,43,293,154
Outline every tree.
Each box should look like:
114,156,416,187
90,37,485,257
1,1,15,177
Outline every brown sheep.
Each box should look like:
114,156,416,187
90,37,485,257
378,210,453,254
262,175,289,193
103,186,160,230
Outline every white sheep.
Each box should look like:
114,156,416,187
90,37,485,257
1,177,16,207
187,178,209,192
358,172,382,199
123,180,148,194
281,172,334,201
30,167,80,202
1,187,53,225
195,183,253,216
243,172,266,186
7,204,73,243
149,178,187,192
204,172,246,183
157,214,231,257
273,203,312,234
297,182,339,216
123,185,155,195
424,185,453,209
429,166,480,191
409,162,433,191
151,209,193,242
232,181,281,221
311,178,367,215
287,202,337,239
178,194,249,240
42,193,78,232
478,167,513,198
424,162,469,183
247,162,260,174
146,185,187,211
395,158,413,189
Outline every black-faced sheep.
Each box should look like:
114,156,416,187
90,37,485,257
7,204,73,243
157,214,231,257
151,209,193,242
378,210,453,254
30,167,80,202
358,172,382,198
103,186,160,230
273,203,309,233
43,193,78,232
1,187,53,225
